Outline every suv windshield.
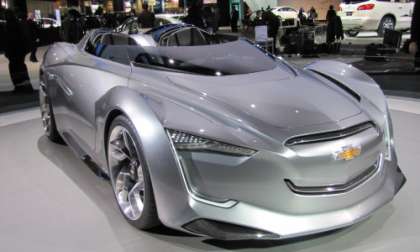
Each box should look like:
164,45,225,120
127,40,277,76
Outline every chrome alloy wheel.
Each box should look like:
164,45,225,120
108,126,145,221
39,86,51,135
382,18,395,30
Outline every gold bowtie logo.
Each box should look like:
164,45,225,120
334,145,362,161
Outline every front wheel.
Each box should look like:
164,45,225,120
378,16,395,37
107,115,160,230
39,85,63,143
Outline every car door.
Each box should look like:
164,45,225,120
58,33,132,157
393,0,414,29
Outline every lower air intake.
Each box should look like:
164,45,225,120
183,219,280,240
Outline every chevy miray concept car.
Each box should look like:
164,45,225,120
39,24,406,240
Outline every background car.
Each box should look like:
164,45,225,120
271,6,307,28
35,17,60,29
338,0,414,37
39,25,405,241
155,13,185,26
116,13,184,34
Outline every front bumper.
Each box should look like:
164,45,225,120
178,163,405,240
166,156,406,240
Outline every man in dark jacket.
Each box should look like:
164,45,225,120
4,9,33,92
27,13,40,62
231,6,239,32
263,9,280,52
61,9,84,43
183,3,205,28
326,5,337,44
410,0,419,70
138,4,155,29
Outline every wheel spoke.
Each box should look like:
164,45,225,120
108,125,145,221
122,129,135,159
110,139,131,162
128,182,144,217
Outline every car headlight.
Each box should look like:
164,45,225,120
384,113,393,161
166,129,256,156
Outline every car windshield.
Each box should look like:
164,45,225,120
127,40,278,76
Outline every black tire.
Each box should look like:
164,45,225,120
346,30,359,37
378,16,395,37
39,87,63,143
108,115,160,230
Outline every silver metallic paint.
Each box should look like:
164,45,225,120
40,31,405,240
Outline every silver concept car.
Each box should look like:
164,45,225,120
39,24,406,240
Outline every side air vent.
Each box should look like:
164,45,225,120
285,121,376,146
309,70,361,102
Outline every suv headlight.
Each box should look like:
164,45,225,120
384,113,393,161
166,129,256,156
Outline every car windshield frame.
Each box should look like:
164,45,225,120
127,39,279,76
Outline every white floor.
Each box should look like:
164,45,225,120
0,97,419,252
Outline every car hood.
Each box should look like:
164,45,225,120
165,66,361,130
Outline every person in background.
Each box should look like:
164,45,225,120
94,6,104,16
203,6,215,33
104,13,118,29
298,8,306,26
326,5,337,44
61,9,84,43
231,6,239,32
335,14,344,41
308,6,318,25
4,9,33,92
137,3,155,29
84,6,101,32
264,7,280,52
242,1,252,31
183,2,205,28
26,13,40,62
409,0,419,71
252,10,266,26
213,6,220,33
130,8,136,17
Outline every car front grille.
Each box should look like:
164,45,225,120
285,121,376,146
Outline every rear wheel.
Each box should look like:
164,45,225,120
39,85,62,143
378,16,395,37
107,116,160,229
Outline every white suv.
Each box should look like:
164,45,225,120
271,6,307,28
338,0,414,37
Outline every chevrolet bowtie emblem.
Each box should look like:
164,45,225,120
334,145,362,161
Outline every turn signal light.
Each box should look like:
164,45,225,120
357,4,375,10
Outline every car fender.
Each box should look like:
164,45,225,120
94,86,191,227
305,60,387,115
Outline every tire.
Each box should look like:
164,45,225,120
378,16,395,37
39,85,63,143
346,30,359,37
107,115,160,230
